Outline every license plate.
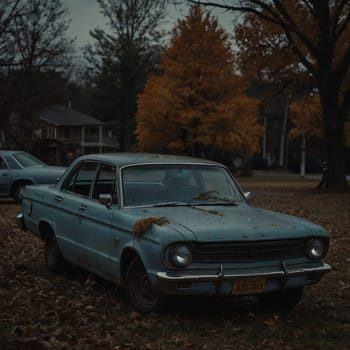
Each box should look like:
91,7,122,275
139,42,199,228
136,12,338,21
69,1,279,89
232,277,266,295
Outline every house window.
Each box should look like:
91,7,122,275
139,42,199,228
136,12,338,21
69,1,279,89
47,127,55,138
85,127,99,142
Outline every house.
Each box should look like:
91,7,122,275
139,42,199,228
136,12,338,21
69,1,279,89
34,105,119,165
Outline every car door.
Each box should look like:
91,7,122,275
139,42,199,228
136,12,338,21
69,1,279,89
77,163,118,279
52,161,100,267
0,156,10,196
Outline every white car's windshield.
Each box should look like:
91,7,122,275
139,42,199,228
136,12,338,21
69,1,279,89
122,164,245,207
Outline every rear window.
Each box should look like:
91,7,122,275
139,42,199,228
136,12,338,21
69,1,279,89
12,152,44,168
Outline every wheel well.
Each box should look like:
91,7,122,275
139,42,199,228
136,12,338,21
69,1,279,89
38,221,53,241
120,248,140,284
10,180,33,195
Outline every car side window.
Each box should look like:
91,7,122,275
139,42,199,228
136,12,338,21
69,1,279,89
63,162,99,197
0,157,8,169
92,163,118,203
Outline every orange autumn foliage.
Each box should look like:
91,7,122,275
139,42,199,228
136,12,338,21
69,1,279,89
289,95,323,139
235,5,317,83
290,95,350,145
235,2,350,146
136,4,262,156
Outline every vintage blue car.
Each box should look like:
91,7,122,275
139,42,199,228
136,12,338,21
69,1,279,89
16,153,331,313
0,150,66,202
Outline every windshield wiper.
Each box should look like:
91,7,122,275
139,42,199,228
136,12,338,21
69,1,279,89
193,191,237,205
152,201,195,208
194,190,218,200
194,201,238,206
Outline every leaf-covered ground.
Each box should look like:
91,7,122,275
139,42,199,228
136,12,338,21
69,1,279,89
1,179,349,349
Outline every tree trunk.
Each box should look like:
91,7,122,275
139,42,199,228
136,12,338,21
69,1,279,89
318,80,348,191
324,129,347,191
279,96,289,167
300,135,306,178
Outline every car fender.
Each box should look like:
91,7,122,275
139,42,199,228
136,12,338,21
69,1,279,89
38,220,55,241
119,246,141,284
119,234,163,284
10,177,36,194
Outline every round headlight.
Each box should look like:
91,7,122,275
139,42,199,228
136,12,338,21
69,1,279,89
168,245,192,267
306,238,327,259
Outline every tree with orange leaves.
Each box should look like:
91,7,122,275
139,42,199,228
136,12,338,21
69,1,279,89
289,96,350,144
289,95,323,177
193,0,350,190
136,4,262,157
289,95,323,140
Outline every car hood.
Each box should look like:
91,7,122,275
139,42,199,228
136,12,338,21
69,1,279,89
124,204,327,242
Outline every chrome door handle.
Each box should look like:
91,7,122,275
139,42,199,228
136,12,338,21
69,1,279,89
79,204,87,211
54,196,63,201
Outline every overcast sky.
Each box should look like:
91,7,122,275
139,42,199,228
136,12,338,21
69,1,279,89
61,0,188,48
61,0,235,49
61,0,109,48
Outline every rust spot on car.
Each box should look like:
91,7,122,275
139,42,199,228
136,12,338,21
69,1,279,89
132,217,170,238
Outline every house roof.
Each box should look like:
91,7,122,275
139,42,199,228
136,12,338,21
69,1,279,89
39,105,105,126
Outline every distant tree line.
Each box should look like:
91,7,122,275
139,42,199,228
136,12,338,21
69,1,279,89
0,0,75,149
84,0,168,152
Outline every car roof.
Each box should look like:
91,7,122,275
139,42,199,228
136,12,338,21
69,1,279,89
0,150,26,156
76,153,222,168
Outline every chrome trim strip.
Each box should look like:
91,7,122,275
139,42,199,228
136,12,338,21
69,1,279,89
156,263,332,282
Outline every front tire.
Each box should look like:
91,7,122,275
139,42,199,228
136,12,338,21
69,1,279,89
45,232,66,273
258,287,303,312
125,257,166,313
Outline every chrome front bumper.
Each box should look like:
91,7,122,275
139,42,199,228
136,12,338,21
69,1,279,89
156,262,332,282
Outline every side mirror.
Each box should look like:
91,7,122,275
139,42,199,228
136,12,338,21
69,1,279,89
99,194,112,208
244,192,253,202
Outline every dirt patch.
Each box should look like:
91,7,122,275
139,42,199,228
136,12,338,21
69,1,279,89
0,186,349,350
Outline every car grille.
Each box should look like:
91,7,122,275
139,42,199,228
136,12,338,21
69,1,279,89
191,239,306,263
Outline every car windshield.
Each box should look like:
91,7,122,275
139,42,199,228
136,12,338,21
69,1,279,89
12,152,45,168
122,164,245,207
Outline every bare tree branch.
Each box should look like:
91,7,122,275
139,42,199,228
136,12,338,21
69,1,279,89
332,0,349,38
189,0,319,56
334,3,350,43
0,0,22,36
300,0,315,17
